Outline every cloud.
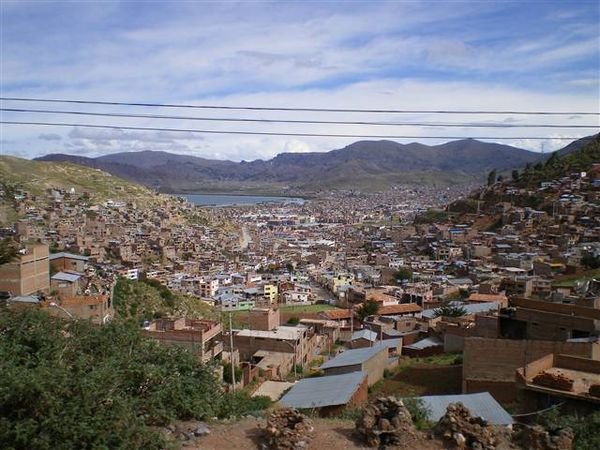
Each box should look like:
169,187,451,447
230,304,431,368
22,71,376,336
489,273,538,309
38,133,62,141
1,1,598,160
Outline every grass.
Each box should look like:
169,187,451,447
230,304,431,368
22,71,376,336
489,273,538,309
369,354,463,398
552,269,600,288
279,304,338,313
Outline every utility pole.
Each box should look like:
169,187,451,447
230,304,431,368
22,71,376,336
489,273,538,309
229,312,236,391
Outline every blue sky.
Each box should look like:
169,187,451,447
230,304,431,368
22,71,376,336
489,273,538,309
1,0,599,160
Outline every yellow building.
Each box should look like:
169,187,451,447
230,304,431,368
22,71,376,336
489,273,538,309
263,283,278,304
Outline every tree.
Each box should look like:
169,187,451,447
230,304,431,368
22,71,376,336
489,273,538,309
0,238,17,265
394,267,413,285
487,169,497,186
581,253,600,270
433,303,467,318
512,169,520,181
356,299,379,321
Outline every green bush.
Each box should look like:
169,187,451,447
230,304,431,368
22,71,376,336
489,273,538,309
0,307,269,450
403,398,433,430
536,407,600,450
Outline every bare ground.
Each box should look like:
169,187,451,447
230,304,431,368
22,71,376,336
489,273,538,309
176,417,448,450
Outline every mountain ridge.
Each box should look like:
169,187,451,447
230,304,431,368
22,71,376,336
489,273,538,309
34,137,591,193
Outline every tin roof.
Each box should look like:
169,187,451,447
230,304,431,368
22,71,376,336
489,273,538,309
279,372,367,409
416,392,513,425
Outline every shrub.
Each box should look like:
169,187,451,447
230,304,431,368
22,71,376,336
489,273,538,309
0,307,270,449
403,398,433,430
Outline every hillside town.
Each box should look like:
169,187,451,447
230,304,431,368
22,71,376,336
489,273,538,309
2,145,600,433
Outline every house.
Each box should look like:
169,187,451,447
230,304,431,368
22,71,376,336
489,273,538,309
49,252,88,273
51,272,82,297
516,353,600,410
378,303,422,317
279,372,368,416
0,243,49,296
48,294,113,325
319,343,390,385
143,318,223,362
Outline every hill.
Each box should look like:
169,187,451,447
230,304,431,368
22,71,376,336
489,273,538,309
0,155,159,201
35,138,546,193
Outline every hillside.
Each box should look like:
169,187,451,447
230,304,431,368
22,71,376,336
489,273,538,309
35,138,546,193
439,133,600,227
0,155,159,201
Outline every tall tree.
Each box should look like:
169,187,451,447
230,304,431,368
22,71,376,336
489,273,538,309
487,169,497,186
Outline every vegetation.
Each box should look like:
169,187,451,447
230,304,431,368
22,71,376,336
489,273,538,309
112,277,218,323
517,135,600,188
403,398,433,430
222,362,243,385
0,307,270,450
394,267,413,284
0,238,18,264
356,299,380,321
433,303,468,318
0,156,159,202
535,407,600,450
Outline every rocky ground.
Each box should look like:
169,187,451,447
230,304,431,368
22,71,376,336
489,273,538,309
175,416,447,450
169,399,572,450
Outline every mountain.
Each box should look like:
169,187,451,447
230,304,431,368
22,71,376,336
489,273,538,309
555,133,600,157
35,138,551,193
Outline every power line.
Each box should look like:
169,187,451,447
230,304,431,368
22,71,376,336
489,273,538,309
0,120,592,140
1,107,598,129
1,97,599,116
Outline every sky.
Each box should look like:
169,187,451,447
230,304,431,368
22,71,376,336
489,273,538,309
0,0,599,161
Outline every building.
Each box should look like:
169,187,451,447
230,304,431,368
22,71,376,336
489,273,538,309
49,252,88,273
50,272,82,298
516,353,600,411
279,372,368,416
319,343,390,385
462,337,600,404
0,243,49,296
143,318,223,362
48,294,113,325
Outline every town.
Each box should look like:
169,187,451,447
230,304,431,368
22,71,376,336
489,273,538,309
2,139,600,442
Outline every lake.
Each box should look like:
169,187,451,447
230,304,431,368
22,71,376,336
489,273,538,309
178,194,305,207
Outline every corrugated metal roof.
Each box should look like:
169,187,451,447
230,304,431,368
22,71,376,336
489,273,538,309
416,392,513,425
279,372,366,409
51,272,82,283
422,301,499,319
320,343,387,369
404,336,443,350
48,252,89,261
352,329,378,342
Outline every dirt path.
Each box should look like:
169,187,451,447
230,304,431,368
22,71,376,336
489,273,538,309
181,417,446,450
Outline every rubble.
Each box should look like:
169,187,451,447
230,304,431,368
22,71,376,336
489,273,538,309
354,396,418,448
512,424,574,450
262,408,314,450
532,372,574,391
433,402,498,450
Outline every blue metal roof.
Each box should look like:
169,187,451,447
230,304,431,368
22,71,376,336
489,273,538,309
49,252,89,261
352,329,378,342
279,372,366,409
416,392,513,425
320,343,387,370
422,301,499,319
51,272,82,283
404,336,443,350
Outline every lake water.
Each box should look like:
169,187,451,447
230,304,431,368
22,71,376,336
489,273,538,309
178,194,305,207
